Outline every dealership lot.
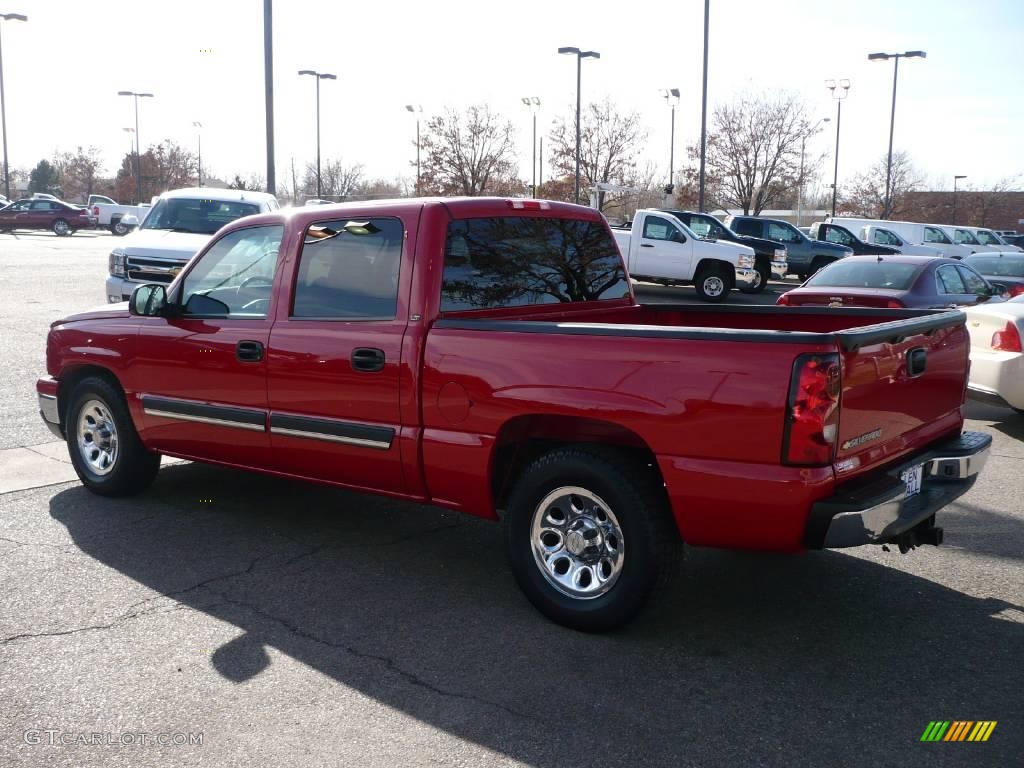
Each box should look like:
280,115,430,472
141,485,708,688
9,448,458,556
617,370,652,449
1,232,1022,766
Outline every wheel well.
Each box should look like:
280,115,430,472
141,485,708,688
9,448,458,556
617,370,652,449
489,415,666,512
694,258,736,286
57,365,124,428
811,255,835,269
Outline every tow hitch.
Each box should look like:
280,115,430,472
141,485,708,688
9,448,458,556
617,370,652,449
882,515,944,553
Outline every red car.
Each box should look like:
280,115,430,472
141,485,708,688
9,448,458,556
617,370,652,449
777,254,1001,309
36,198,990,630
0,197,96,236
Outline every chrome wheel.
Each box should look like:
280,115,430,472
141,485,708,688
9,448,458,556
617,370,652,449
53,219,70,236
749,269,763,290
76,399,119,475
702,275,725,297
530,486,624,600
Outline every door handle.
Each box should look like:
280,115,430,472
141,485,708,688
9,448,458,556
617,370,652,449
236,340,264,362
640,243,655,248
351,347,385,373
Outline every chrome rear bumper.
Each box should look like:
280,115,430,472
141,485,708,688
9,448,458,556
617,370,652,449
805,431,991,549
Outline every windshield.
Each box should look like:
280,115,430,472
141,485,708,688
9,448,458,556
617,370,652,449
965,255,1024,277
141,197,261,235
805,260,921,290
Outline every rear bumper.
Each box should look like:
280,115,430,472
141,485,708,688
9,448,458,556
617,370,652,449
37,376,63,439
805,431,991,549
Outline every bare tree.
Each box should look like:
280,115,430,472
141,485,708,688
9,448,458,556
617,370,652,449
959,177,1022,226
53,146,104,203
701,92,810,215
549,98,646,211
115,140,197,202
301,160,364,200
419,105,522,196
841,151,923,218
227,173,267,191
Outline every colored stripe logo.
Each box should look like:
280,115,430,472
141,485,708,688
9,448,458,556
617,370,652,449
921,721,997,742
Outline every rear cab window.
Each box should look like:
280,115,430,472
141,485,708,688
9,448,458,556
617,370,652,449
440,216,629,312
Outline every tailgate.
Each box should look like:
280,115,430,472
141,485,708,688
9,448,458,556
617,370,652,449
833,312,969,478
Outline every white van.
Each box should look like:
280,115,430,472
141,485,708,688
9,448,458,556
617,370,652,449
936,225,1000,253
852,223,943,257
830,217,972,259
965,226,1023,253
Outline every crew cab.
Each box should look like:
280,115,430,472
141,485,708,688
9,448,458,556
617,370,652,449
658,209,788,293
726,215,853,278
612,209,758,301
38,197,990,631
105,187,279,303
808,221,899,256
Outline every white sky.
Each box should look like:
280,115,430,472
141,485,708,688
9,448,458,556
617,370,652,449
2,0,1022,196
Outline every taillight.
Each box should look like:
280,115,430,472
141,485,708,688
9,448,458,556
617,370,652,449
991,321,1022,352
509,199,551,210
777,293,791,306
92,205,99,215
1008,284,1024,298
885,299,905,308
783,353,841,466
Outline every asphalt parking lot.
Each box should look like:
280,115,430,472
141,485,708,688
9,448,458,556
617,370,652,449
1,231,1022,767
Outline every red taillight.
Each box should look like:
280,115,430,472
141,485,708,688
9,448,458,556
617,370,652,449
777,293,791,306
1008,284,1024,298
509,199,550,210
92,205,99,215
885,299,905,308
991,321,1022,352
783,353,841,466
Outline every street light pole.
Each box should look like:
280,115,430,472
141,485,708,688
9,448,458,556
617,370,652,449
797,117,829,227
660,89,680,195
298,69,336,200
192,121,203,186
0,12,28,201
868,50,926,218
698,0,709,212
952,174,967,224
558,47,600,205
263,0,275,194
405,104,422,196
117,90,154,204
825,79,850,217
521,97,540,197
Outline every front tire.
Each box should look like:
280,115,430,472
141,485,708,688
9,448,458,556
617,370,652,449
52,218,71,236
694,264,732,302
503,447,680,631
66,377,160,496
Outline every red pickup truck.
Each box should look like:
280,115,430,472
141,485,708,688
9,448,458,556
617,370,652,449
37,198,991,630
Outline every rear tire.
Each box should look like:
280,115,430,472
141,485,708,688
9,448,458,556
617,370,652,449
807,257,834,278
66,376,160,497
112,218,130,236
739,262,770,294
694,264,732,302
503,446,680,631
52,218,71,237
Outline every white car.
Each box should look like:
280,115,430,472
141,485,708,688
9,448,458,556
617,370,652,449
964,294,1024,413
106,187,279,303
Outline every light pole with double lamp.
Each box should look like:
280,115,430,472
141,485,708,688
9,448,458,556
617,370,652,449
117,90,154,204
952,174,967,224
557,46,600,204
868,50,926,218
521,97,540,197
0,11,27,201
660,88,680,195
298,69,336,200
405,105,422,196
825,78,849,217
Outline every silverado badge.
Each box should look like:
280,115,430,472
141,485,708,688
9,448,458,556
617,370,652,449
841,428,882,451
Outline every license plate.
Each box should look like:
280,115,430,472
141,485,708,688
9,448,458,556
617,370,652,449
901,464,924,498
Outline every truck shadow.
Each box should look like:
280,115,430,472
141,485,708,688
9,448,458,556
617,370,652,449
49,462,1023,765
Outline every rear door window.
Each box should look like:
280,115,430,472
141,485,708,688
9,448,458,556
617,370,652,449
292,217,403,319
441,216,629,311
936,265,967,294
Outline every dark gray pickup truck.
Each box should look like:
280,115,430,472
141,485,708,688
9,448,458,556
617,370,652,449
726,215,853,279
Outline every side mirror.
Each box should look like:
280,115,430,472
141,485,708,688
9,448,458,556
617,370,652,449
129,284,167,316
989,282,1007,297
119,214,139,229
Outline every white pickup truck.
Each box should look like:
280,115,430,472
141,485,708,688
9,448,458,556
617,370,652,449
612,209,758,301
105,187,279,303
88,195,153,236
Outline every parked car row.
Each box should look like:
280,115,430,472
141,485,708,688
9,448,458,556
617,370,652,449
0,197,97,235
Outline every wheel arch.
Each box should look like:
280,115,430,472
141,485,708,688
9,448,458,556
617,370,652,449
489,414,667,515
57,364,126,432
694,258,736,287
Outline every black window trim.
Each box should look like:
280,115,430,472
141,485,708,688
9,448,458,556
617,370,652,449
289,215,404,322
